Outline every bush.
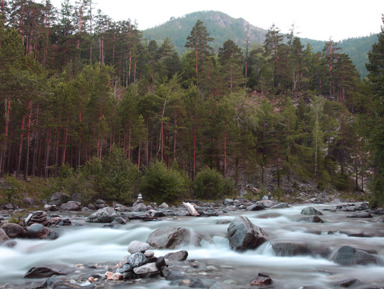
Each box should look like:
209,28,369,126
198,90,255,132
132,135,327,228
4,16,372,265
140,161,189,204
192,167,234,200
0,176,21,204
55,146,140,204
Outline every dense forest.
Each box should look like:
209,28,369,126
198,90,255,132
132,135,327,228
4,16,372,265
143,10,377,79
0,1,383,206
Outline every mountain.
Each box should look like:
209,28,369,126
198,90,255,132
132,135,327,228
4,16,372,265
143,11,267,54
143,11,377,78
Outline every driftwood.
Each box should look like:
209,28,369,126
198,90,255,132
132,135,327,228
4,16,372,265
183,202,200,216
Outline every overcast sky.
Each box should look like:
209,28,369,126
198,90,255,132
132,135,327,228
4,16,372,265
50,0,383,41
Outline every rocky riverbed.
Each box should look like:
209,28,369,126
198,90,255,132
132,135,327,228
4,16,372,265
1,195,384,289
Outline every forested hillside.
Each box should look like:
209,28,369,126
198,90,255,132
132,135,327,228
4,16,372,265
143,11,377,79
0,1,383,207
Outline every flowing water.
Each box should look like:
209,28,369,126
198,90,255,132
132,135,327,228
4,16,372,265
1,203,384,288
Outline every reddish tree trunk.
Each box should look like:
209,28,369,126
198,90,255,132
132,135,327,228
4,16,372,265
55,112,61,175
44,130,51,178
146,118,149,166
32,104,39,177
173,111,177,161
128,121,132,160
16,111,26,177
61,112,69,166
78,108,82,168
138,138,141,170
24,99,33,180
224,131,227,178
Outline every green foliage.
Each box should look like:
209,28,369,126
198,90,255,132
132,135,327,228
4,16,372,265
193,167,234,200
55,147,140,204
140,161,189,204
0,176,21,204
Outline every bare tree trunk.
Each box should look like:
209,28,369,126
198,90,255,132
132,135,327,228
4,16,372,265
24,99,32,180
61,112,69,165
16,112,25,178
44,130,51,178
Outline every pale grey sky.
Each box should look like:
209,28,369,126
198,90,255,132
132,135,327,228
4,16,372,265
50,0,383,41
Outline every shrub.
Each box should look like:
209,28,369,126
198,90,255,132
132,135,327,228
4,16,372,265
140,161,189,204
193,167,234,200
55,146,140,204
0,175,21,204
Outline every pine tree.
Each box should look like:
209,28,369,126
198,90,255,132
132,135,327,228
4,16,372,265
365,15,384,205
185,20,213,78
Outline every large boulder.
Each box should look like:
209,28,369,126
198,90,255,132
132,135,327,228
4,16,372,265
347,212,372,218
300,207,323,216
25,223,58,240
246,203,265,211
146,227,191,249
60,201,82,211
331,246,377,266
0,228,10,242
50,192,70,206
1,223,26,238
227,216,268,252
272,241,313,256
86,207,119,223
132,202,147,212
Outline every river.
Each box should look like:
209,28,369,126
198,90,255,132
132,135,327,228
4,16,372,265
1,202,384,288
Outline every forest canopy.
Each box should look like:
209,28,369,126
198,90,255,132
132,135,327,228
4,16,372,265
0,1,383,206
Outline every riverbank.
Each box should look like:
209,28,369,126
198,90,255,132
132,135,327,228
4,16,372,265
1,196,384,289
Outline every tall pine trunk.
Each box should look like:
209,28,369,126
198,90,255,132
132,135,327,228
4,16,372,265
24,99,32,180
16,112,26,178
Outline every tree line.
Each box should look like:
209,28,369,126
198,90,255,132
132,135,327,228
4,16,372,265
0,1,383,204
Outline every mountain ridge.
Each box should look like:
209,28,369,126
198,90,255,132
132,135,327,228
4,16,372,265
143,10,377,78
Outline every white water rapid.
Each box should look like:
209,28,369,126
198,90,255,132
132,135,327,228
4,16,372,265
1,203,384,288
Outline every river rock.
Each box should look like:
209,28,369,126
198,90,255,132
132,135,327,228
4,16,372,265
347,211,372,218
164,250,188,261
227,216,268,252
259,199,276,208
25,210,48,226
0,228,10,242
4,203,16,210
86,207,119,223
105,271,123,280
1,223,26,238
375,216,384,223
301,207,323,215
246,203,265,211
25,223,57,240
22,197,34,206
147,227,191,249
170,278,205,288
250,273,272,286
127,240,151,253
24,266,66,278
272,241,313,256
332,245,377,266
271,203,290,209
133,262,159,275
298,215,324,223
60,201,82,211
125,252,148,267
50,192,70,206
159,202,169,209
95,199,107,209
132,202,147,212
44,204,58,211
